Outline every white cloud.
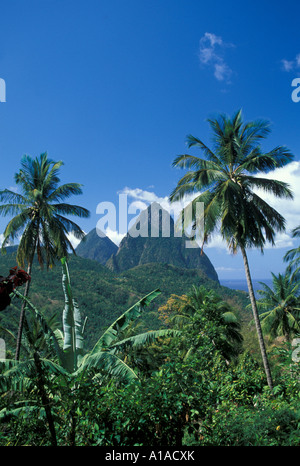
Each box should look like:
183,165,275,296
120,187,168,206
252,161,300,248
67,231,86,249
204,233,227,250
206,162,300,250
198,32,233,82
282,59,294,72
0,234,4,247
105,227,125,246
120,161,300,251
214,63,232,81
281,54,300,72
215,266,243,273
119,186,200,224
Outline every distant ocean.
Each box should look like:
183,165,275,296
220,278,273,298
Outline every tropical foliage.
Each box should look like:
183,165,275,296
0,258,177,445
0,112,299,447
0,153,90,267
284,225,300,278
0,253,299,446
257,269,300,341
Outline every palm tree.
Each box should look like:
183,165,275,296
0,152,90,359
256,269,300,341
170,109,294,390
284,225,300,279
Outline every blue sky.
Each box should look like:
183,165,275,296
0,0,300,280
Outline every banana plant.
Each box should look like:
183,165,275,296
0,257,178,445
1,257,177,384
59,257,170,380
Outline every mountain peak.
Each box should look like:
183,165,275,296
76,203,218,283
75,228,118,264
128,202,176,238
110,202,218,282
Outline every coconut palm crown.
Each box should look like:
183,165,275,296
284,225,300,279
257,269,300,341
170,110,294,253
0,152,90,268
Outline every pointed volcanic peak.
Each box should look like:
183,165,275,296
75,228,118,264
108,202,218,282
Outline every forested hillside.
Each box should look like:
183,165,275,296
0,249,249,352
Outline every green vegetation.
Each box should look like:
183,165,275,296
0,259,175,446
0,258,299,446
0,250,249,352
256,269,300,341
0,111,299,446
284,225,300,278
0,246,299,446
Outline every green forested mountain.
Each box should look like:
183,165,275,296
104,203,218,281
0,249,248,352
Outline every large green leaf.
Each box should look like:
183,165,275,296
61,257,84,372
74,350,139,383
109,329,179,353
89,288,161,354
0,402,41,422
13,289,65,367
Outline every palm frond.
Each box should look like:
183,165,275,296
61,258,84,372
0,402,41,422
47,183,84,202
51,203,90,218
0,189,27,205
13,289,66,365
240,146,294,174
243,176,293,199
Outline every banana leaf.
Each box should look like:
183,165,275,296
75,350,139,383
61,257,84,373
89,288,161,354
0,401,41,422
75,289,162,382
109,329,179,353
13,289,65,366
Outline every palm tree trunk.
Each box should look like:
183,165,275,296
33,351,57,446
240,246,274,391
15,243,36,360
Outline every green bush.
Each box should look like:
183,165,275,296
197,402,300,446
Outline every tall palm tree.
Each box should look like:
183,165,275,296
170,110,294,390
256,269,300,341
0,152,90,359
284,225,300,279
